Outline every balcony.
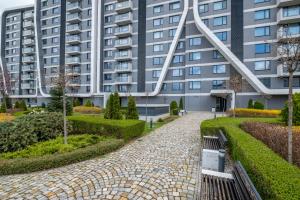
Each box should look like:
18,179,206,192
21,83,35,89
115,1,133,13
115,25,133,37
68,79,81,87
23,39,34,46
115,75,132,84
66,46,81,55
277,26,300,41
66,68,81,76
22,65,35,71
115,62,132,73
66,24,81,33
277,0,300,7
67,2,82,12
23,21,34,28
21,74,35,80
66,35,81,44
277,7,300,24
23,30,34,37
115,38,132,49
22,56,35,63
24,12,34,19
67,13,81,23
23,47,34,55
66,57,81,65
277,64,300,77
115,50,132,61
115,12,133,25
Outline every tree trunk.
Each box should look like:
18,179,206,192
288,72,293,163
63,89,68,145
233,92,236,118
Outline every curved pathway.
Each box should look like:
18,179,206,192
0,112,212,200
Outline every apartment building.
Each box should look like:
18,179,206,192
0,0,300,113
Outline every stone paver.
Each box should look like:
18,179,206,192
0,112,213,200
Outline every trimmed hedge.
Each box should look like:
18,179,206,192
0,138,124,175
68,115,145,141
227,108,281,118
201,117,300,200
73,106,102,114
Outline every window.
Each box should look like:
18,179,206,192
172,82,183,91
255,26,270,37
153,5,163,13
52,17,59,24
42,10,48,16
212,80,226,89
105,27,113,34
104,62,113,69
105,16,113,23
215,32,227,41
283,6,300,17
213,16,227,26
152,70,161,78
189,37,201,46
189,81,201,90
51,47,58,53
105,4,114,11
52,27,59,33
104,85,112,92
199,4,208,13
169,2,181,10
213,50,223,58
105,39,113,46
52,37,59,43
51,57,58,64
259,78,271,88
203,19,209,26
255,0,270,3
283,77,300,87
177,41,184,49
153,44,163,52
104,74,112,80
189,67,201,75
255,43,271,54
172,55,184,63
254,60,271,70
213,1,227,11
104,50,113,57
153,31,163,39
189,52,201,61
153,18,163,26
153,57,163,65
283,23,300,36
52,7,59,14
169,29,176,37
255,9,270,20
213,65,226,73
53,0,59,4
172,69,183,77
169,15,180,24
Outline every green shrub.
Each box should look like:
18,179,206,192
170,101,178,115
126,96,139,120
104,93,122,119
14,101,20,109
281,93,300,125
73,98,81,107
201,117,300,200
41,102,46,108
179,97,184,110
47,87,73,116
0,102,6,113
0,138,124,175
84,99,93,107
253,101,264,110
247,99,254,109
4,95,12,109
68,115,145,141
0,112,64,153
20,100,27,111
104,93,113,119
157,118,164,123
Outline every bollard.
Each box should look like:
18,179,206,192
150,118,153,129
218,149,226,172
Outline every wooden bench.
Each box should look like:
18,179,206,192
203,130,228,150
200,161,262,200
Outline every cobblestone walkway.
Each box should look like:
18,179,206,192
0,112,212,200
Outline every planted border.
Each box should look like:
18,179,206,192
201,117,300,200
68,116,145,141
0,139,124,175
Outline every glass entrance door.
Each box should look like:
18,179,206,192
216,97,227,112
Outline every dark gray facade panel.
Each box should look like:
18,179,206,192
137,0,146,92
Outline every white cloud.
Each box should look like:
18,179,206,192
0,0,34,13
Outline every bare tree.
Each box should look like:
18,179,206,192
277,26,300,163
229,74,242,117
0,68,11,97
50,65,75,144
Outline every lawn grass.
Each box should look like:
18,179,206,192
143,115,179,135
0,134,109,159
201,117,300,200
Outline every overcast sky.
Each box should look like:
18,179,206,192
0,0,34,13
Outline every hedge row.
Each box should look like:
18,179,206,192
73,106,102,114
201,117,300,200
228,108,281,118
68,115,145,141
0,139,124,175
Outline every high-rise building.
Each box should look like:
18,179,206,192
1,0,300,113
